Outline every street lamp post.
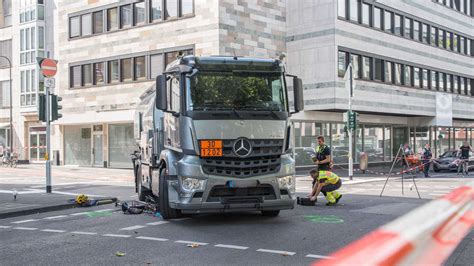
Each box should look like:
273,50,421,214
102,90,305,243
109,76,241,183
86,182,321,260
0,56,12,153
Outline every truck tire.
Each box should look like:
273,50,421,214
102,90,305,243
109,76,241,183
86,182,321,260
261,210,280,217
137,166,151,202
159,168,182,219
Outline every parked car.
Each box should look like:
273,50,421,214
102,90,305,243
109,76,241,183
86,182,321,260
294,147,316,167
433,150,474,172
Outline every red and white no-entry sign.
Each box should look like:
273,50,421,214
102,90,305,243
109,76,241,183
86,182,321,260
40,58,58,77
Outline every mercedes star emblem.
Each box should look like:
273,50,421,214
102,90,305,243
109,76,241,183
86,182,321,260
233,138,252,158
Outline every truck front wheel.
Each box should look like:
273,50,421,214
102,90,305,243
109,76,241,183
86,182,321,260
159,168,182,219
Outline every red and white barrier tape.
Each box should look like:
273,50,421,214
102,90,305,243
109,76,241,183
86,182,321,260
313,186,474,266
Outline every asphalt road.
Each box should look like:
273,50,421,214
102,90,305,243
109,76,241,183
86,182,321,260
0,166,472,265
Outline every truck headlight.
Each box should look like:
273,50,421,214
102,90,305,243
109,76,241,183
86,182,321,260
180,177,206,193
278,175,295,191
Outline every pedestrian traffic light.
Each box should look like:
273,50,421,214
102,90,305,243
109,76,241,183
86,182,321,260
51,94,62,121
38,94,46,122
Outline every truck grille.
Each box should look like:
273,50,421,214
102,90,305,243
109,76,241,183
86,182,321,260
201,139,283,178
207,185,276,202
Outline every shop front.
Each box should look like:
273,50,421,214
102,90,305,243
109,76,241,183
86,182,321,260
63,123,135,168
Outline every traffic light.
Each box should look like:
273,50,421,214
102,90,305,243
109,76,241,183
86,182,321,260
51,94,62,121
38,94,46,122
347,111,358,130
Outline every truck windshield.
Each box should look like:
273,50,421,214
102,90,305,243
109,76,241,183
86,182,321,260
186,72,287,112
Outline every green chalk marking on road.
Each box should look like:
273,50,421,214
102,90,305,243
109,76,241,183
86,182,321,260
86,210,113,218
304,215,344,224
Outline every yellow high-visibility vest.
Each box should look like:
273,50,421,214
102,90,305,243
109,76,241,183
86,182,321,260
318,171,340,185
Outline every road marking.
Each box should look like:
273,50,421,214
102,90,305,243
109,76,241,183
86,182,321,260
146,221,170,226
103,234,132,238
52,191,106,197
256,249,295,256
70,212,90,216
306,254,333,259
41,229,66,233
0,225,12,229
120,225,147,231
175,240,208,246
136,236,168,242
43,215,68,220
172,218,191,222
13,227,38,231
70,231,97,235
215,244,249,250
11,219,39,224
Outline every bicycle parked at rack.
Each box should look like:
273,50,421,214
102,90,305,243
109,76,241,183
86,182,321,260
456,158,469,176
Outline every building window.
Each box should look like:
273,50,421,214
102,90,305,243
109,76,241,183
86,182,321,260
374,7,382,29
0,81,11,108
422,69,428,88
467,39,471,56
150,54,164,79
134,1,146,25
384,11,392,33
404,17,411,38
93,62,105,85
38,26,44,49
404,65,412,86
413,21,420,41
38,5,45,20
446,74,452,92
453,76,459,93
71,66,81,87
338,51,347,77
362,56,371,80
81,14,92,36
460,77,465,95
1,0,12,27
394,63,402,85
460,36,465,54
453,34,459,52
165,0,178,19
107,8,118,31
351,54,360,79
134,56,146,80
421,23,428,43
151,0,163,21
374,58,383,81
93,11,104,34
439,73,445,91
394,14,401,36
108,60,119,83
121,58,133,81
349,0,358,22
431,70,438,90
83,64,92,86
446,32,453,50
438,29,445,48
430,26,437,46
384,61,392,83
338,0,346,18
413,67,420,87
362,3,370,26
120,5,132,28
181,0,193,16
70,16,80,38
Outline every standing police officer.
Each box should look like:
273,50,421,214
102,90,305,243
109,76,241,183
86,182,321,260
422,143,432,178
313,136,332,171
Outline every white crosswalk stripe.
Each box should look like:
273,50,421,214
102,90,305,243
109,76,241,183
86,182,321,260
120,225,147,231
11,219,39,224
136,236,168,242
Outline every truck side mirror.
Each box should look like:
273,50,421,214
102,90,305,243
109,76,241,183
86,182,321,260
155,75,167,111
293,77,304,113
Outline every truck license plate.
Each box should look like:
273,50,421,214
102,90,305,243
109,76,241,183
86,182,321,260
200,140,223,157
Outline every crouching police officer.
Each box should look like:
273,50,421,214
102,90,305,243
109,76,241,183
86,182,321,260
308,169,342,206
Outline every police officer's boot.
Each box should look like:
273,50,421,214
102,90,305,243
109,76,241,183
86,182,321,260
333,191,342,204
325,192,336,206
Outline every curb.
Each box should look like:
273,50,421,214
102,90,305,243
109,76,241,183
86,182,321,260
0,197,117,220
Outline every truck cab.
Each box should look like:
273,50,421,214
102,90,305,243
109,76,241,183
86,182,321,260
132,55,304,219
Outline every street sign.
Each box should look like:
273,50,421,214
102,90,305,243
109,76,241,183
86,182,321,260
45,78,55,88
40,58,58,77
